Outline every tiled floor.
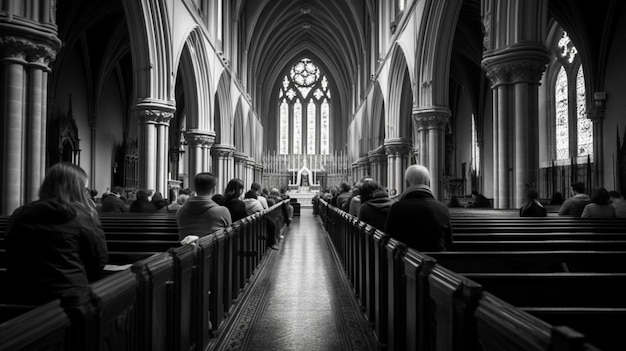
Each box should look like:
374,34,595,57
217,208,379,350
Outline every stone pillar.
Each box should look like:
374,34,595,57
0,30,60,214
482,46,548,208
211,144,236,194
368,148,387,186
412,108,450,200
134,103,175,195
384,139,411,195
587,96,605,187
185,130,216,183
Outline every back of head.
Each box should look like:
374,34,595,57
359,179,382,202
112,186,125,196
339,182,351,193
136,189,150,201
251,182,261,192
591,187,610,205
571,182,585,194
244,190,258,199
194,172,217,195
39,162,92,209
176,194,189,205
224,178,245,200
405,164,431,187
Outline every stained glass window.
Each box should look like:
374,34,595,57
553,29,591,161
307,102,316,154
278,58,331,155
279,99,289,154
293,99,302,154
576,67,592,157
555,66,569,160
471,114,480,176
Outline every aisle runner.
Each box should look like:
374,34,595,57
215,212,378,351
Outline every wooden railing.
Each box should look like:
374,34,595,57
317,199,612,350
0,200,289,351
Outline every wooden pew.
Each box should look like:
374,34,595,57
465,272,626,350
475,292,596,351
0,300,70,351
449,239,626,251
426,251,626,273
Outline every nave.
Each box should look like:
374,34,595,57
213,209,378,350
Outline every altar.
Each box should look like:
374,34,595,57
287,158,320,208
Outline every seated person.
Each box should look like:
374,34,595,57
6,163,108,305
558,182,591,217
519,189,546,217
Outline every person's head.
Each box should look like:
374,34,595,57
111,186,124,197
176,194,189,205
590,187,610,205
359,179,385,203
39,162,93,212
151,191,163,202
212,193,225,204
270,188,280,197
571,182,585,195
405,165,431,187
135,189,151,201
550,191,564,205
244,189,258,199
251,182,261,192
194,172,217,196
339,182,351,193
224,178,245,200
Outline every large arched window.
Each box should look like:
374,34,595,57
278,58,331,155
553,30,592,161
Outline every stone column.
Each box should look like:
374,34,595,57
587,97,605,187
211,144,236,194
185,130,215,184
368,148,387,186
384,139,411,195
0,34,60,214
134,104,174,195
412,108,451,200
482,46,548,208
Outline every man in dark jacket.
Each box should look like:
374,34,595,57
177,172,232,240
101,186,127,212
385,165,452,252
357,179,395,233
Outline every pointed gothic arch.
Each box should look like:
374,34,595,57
214,71,232,145
387,45,413,140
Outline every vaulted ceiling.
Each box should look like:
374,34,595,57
237,0,374,132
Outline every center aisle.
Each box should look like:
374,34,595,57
215,207,379,351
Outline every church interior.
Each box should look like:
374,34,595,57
2,0,626,350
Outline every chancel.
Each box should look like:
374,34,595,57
1,1,625,350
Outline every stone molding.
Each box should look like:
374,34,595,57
136,109,174,125
0,36,57,65
185,131,216,147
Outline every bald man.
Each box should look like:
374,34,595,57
385,165,452,251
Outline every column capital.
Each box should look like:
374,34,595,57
368,146,386,163
0,35,58,65
211,144,236,158
384,138,412,156
482,43,549,86
412,107,451,130
133,99,176,124
185,130,216,147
